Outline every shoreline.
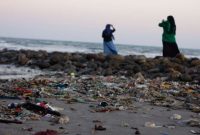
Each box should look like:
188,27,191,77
0,49,200,135
0,49,200,83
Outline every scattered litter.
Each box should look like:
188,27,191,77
95,124,106,131
144,122,162,128
170,114,182,120
190,130,200,134
34,129,58,135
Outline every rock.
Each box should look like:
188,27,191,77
193,76,200,83
102,61,109,68
70,53,84,61
58,116,70,124
34,129,58,135
18,53,29,65
1,51,18,59
168,68,181,80
161,57,171,66
86,53,97,61
148,68,160,73
64,64,77,73
49,64,64,71
103,68,113,76
108,55,125,62
191,59,200,67
176,53,187,62
172,63,185,73
134,72,145,83
50,53,63,65
95,124,106,130
144,122,156,128
87,62,98,69
37,60,50,69
133,55,147,64
186,119,200,127
170,114,182,120
96,53,106,62
36,50,48,59
180,74,192,82
0,57,9,64
135,130,141,135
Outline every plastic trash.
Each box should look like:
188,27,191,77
144,122,162,128
70,72,75,78
99,101,108,107
0,119,22,124
145,122,156,128
54,83,68,89
95,124,106,131
8,103,20,109
22,102,61,116
190,130,200,134
161,133,169,135
0,95,21,100
58,116,70,124
170,114,182,120
135,130,141,135
34,129,58,135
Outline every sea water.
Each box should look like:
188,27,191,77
0,37,200,58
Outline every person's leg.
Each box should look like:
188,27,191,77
169,42,180,57
162,41,168,57
109,41,118,54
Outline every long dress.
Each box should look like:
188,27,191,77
159,21,180,57
103,41,118,55
102,29,118,55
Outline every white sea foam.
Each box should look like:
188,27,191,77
0,65,43,80
0,37,200,58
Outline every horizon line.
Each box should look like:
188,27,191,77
0,36,199,50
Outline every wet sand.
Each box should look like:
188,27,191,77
0,98,199,135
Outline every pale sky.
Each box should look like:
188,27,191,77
0,0,199,49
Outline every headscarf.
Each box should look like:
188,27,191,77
103,24,114,40
167,16,176,34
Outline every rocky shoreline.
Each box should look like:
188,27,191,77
0,49,200,83
0,49,200,135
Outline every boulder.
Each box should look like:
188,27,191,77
108,55,125,62
50,53,64,65
175,53,188,62
168,68,181,80
96,53,106,62
191,59,200,67
133,55,147,64
180,74,192,82
37,60,50,69
18,53,29,65
49,64,64,71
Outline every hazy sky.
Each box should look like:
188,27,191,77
0,0,199,48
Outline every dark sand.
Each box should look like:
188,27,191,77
0,98,198,135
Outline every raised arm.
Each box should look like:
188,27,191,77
111,25,116,32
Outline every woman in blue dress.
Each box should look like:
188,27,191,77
102,24,118,55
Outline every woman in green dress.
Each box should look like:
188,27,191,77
159,15,180,57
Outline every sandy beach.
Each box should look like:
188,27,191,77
0,100,199,135
0,50,200,135
1,0,200,134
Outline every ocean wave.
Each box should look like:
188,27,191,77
0,37,200,58
0,64,43,79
